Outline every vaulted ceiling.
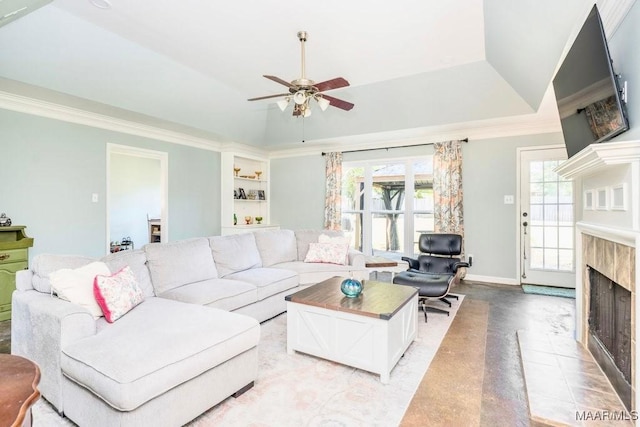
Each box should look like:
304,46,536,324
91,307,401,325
0,0,626,150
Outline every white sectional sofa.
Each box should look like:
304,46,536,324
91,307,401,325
11,229,366,427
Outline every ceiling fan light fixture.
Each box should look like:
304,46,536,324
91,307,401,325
277,98,290,111
316,96,330,111
89,0,112,9
293,90,307,105
303,106,311,118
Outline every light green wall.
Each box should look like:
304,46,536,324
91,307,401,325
271,133,564,281
463,133,565,279
609,0,640,142
270,155,326,229
0,109,220,258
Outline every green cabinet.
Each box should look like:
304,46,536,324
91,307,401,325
0,227,34,321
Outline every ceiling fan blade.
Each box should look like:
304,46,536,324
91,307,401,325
264,75,295,88
247,93,290,101
314,77,350,92
322,94,355,111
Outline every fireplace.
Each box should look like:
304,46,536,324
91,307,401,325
588,266,632,409
555,140,640,412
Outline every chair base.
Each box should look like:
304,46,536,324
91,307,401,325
439,293,459,307
419,299,449,323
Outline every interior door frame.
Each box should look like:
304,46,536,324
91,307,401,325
106,143,169,254
515,144,570,285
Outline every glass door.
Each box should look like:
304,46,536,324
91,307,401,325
520,148,575,288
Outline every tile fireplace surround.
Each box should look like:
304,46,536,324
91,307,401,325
556,140,640,412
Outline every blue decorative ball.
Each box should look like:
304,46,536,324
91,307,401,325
340,278,363,298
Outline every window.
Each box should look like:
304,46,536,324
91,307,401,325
528,159,574,271
342,157,433,258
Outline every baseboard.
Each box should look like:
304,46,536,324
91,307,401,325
463,274,519,286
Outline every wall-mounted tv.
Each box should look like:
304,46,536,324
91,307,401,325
553,4,629,158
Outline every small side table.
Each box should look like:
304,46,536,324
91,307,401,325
0,354,41,427
365,256,409,281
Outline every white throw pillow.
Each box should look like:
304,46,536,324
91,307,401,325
304,242,349,265
50,261,111,318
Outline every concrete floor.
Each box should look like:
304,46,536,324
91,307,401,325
0,281,587,426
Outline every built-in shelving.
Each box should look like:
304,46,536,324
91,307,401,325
221,151,278,235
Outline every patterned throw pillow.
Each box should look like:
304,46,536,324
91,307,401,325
94,266,145,323
304,242,349,265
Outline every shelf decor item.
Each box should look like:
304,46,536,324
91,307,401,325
233,166,241,177
244,216,252,225
340,277,363,298
255,171,262,180
255,216,263,224
0,213,12,227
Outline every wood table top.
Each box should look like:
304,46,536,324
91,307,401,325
0,354,41,427
285,276,417,320
364,256,399,268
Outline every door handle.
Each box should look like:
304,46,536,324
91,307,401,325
0,253,9,261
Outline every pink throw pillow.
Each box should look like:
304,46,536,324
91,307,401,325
94,266,145,323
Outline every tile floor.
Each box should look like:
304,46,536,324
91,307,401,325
518,330,632,426
0,280,632,426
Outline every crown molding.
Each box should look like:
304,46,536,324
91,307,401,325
555,139,640,179
268,115,562,159
0,88,562,160
0,90,223,152
598,0,637,36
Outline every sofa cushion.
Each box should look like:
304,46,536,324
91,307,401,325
61,297,260,412
272,261,358,285
94,266,145,323
253,229,297,267
295,229,345,261
225,267,298,301
144,238,218,295
209,233,262,278
102,250,154,297
50,261,112,318
158,278,257,312
30,254,96,294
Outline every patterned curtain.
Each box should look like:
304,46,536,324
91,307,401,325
324,152,342,230
433,140,464,236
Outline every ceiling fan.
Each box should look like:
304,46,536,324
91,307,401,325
248,31,354,117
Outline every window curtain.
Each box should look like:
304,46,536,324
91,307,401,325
433,140,464,236
324,152,342,230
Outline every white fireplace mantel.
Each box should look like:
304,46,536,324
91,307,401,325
555,140,640,179
561,140,640,411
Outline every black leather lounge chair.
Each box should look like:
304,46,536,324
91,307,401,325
393,233,470,322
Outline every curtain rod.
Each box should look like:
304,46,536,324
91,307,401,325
321,138,469,156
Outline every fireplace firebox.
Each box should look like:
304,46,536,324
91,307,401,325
588,266,632,410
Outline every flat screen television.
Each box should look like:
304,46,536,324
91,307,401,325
553,4,629,158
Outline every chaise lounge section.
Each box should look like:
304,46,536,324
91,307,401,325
11,228,366,426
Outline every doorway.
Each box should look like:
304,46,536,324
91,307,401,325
518,146,575,288
106,144,168,254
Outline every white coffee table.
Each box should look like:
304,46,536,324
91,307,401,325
285,277,418,383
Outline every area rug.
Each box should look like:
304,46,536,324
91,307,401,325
31,296,462,427
522,284,576,299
